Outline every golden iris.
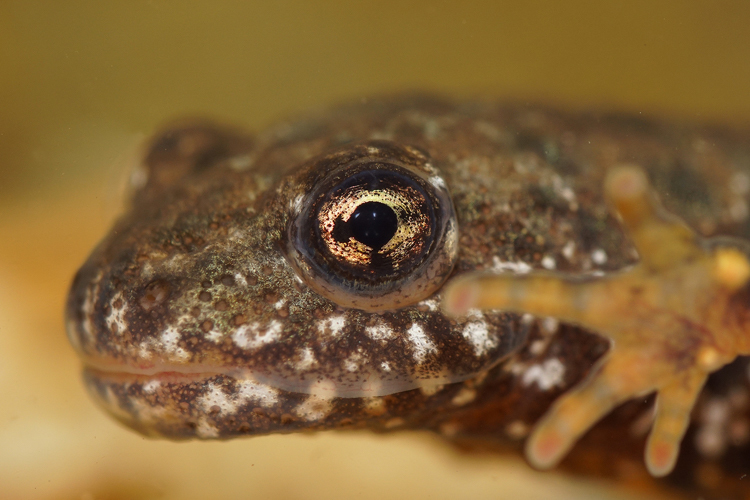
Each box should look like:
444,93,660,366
288,142,458,311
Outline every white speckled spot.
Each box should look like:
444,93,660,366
695,425,727,458
541,317,559,335
317,315,347,337
160,327,179,347
451,387,477,406
406,323,437,363
380,361,391,372
205,327,224,343
129,396,168,425
159,326,190,362
196,418,220,438
142,380,161,393
344,353,361,372
200,383,239,415
80,271,104,344
592,248,608,265
506,420,529,439
492,256,532,274
418,298,439,311
295,347,318,370
560,187,579,211
237,379,279,408
365,323,393,341
234,273,248,287
138,341,153,360
522,358,565,390
702,398,730,425
429,175,447,189
200,379,279,417
541,255,556,270
105,292,129,336
384,417,405,429
529,339,547,356
419,384,441,396
295,395,332,421
140,261,155,280
562,240,576,260
232,320,283,349
695,399,730,459
461,317,497,357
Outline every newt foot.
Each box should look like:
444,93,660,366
444,164,750,477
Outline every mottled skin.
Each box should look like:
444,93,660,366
67,95,750,499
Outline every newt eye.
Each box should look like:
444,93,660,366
289,142,458,311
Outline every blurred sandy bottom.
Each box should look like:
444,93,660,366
0,177,648,500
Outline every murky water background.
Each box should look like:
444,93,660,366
1,2,749,499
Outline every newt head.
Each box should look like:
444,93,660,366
65,103,533,439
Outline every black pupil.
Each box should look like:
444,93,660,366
350,201,398,250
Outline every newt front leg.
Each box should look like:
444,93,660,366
444,165,750,477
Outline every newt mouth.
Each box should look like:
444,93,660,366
76,345,489,399
84,366,227,385
80,355,238,380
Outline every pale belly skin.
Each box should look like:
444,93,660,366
66,95,750,499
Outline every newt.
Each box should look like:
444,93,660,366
66,95,750,499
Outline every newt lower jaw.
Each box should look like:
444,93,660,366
443,164,750,478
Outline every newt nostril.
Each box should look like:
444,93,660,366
140,280,171,311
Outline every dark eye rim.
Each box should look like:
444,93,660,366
286,141,459,312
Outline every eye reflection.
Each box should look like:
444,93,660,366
288,141,458,312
